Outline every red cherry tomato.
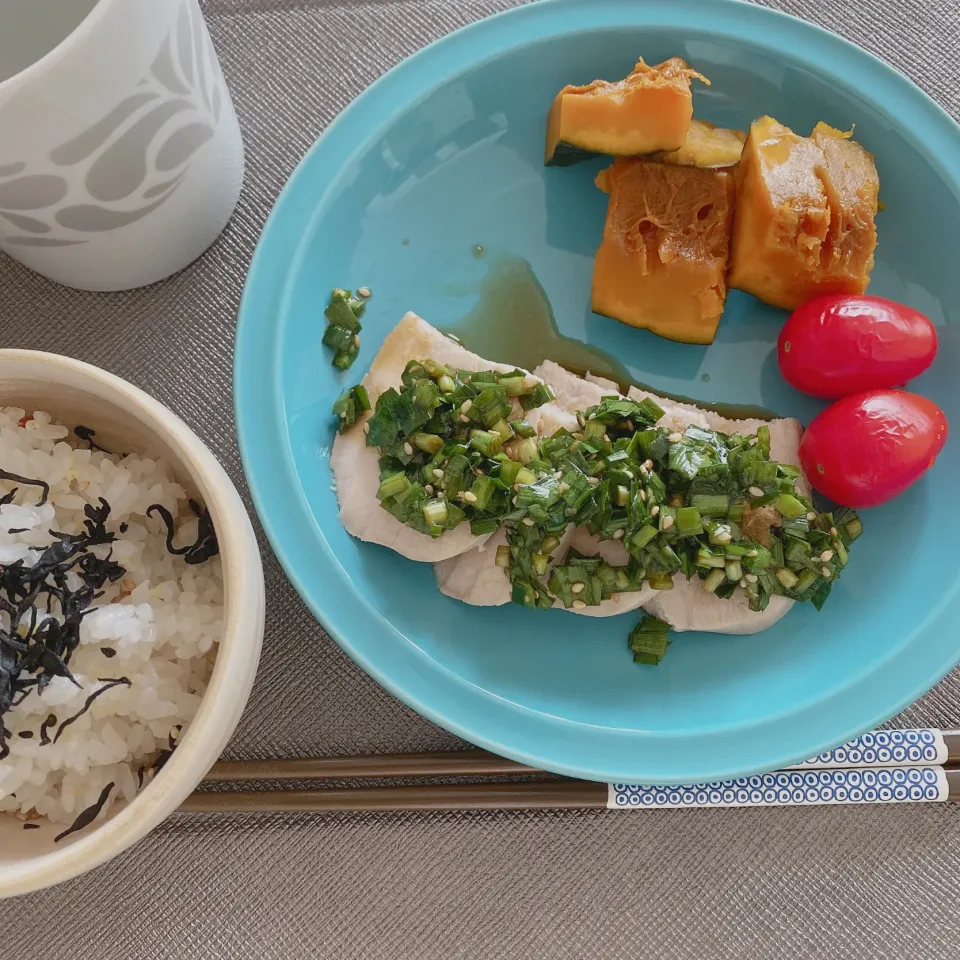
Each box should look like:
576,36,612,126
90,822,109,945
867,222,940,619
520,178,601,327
778,295,938,399
799,390,948,508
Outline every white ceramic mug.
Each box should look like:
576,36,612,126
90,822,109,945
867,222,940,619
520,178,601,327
0,0,244,291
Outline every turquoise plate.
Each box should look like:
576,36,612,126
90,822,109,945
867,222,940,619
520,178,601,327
235,0,960,783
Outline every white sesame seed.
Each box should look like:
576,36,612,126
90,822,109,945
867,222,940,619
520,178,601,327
662,515,675,531
807,512,817,522
460,414,470,423
668,432,683,443
830,527,839,537
820,550,834,562
747,549,759,557
746,573,758,583
651,505,660,516
513,496,519,505
462,491,478,503
433,469,444,479
576,413,585,428
748,486,765,498
739,578,747,588
643,460,654,471
571,583,585,594
611,593,621,603
713,531,733,544
554,470,563,480
424,484,434,495
588,476,600,486
357,286,371,298
403,442,413,456
603,433,610,443
558,482,570,494
363,422,370,434
750,437,759,446
639,489,647,502
524,377,539,392
565,507,576,516
523,517,536,527
821,566,831,577
353,335,360,348
460,400,472,414
613,528,625,539
513,483,521,492
572,600,587,610
437,492,446,500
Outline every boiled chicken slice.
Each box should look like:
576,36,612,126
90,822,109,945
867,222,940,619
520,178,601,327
331,312,539,563
561,527,654,617
538,362,806,634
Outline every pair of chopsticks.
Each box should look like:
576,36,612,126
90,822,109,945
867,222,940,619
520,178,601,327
180,728,960,814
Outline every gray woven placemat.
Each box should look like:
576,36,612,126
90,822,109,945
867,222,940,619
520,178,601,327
2,0,960,956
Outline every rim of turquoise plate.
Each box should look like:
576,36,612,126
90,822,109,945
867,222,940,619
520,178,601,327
235,0,960,784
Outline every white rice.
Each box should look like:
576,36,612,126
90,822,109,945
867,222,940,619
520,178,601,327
0,407,222,828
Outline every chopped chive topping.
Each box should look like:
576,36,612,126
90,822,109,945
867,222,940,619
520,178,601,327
629,615,671,665
332,352,864,667
322,288,366,370
333,384,371,432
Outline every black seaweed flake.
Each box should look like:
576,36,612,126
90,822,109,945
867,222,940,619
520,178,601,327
101,647,117,659
0,497,125,758
52,678,131,744
54,782,114,843
73,426,109,453
39,714,57,745
146,501,219,564
0,470,49,506
119,523,128,534
17,730,33,739
22,822,39,831
0,490,17,506
7,528,28,535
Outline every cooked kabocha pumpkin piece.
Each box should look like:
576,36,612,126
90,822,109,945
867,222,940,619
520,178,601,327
591,158,736,344
729,116,879,310
810,121,879,295
544,57,708,166
650,118,746,169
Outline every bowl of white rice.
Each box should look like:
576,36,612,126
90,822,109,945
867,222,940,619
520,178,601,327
0,350,264,897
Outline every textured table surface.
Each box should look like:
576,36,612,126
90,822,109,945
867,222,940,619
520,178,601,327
2,0,960,956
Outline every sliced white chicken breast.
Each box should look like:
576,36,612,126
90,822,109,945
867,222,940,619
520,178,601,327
435,524,575,607
434,528,512,606
626,387,809,496
537,363,806,634
643,582,795,635
561,527,654,617
331,312,539,563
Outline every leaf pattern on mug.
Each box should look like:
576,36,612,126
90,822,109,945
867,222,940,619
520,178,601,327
55,192,175,232
156,123,215,172
177,2,195,86
0,212,51,234
143,171,186,200
85,100,193,202
151,34,190,97
0,0,229,250
190,0,212,111
50,93,158,166
0,175,68,210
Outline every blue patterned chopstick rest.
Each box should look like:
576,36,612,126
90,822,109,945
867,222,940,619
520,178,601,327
608,767,949,809
783,728,947,769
